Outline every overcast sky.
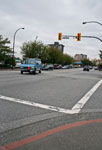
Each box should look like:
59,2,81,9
0,0,102,59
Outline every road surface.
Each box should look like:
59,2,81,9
0,68,102,150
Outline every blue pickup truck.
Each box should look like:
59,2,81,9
20,58,42,74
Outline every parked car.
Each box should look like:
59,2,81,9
54,64,62,69
83,66,89,71
62,65,71,69
42,64,47,70
20,58,42,74
69,64,73,68
89,66,93,69
99,68,102,71
43,64,54,70
98,64,102,71
99,67,102,71
94,66,99,70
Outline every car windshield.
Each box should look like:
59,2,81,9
23,59,36,64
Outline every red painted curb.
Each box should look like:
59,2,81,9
1,119,102,150
0,146,7,150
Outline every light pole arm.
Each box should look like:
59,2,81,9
12,27,24,69
83,21,102,26
13,28,24,57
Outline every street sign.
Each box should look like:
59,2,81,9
62,35,69,39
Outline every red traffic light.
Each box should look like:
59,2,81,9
77,33,81,41
58,33,62,40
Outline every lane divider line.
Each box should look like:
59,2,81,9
0,95,78,114
0,119,102,150
0,79,101,115
72,79,102,112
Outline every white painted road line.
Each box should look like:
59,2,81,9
0,79,102,114
72,79,102,112
0,95,79,114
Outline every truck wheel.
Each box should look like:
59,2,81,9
21,71,23,74
39,70,41,73
33,71,36,75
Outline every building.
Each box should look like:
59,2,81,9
93,59,102,66
74,54,87,61
48,42,64,53
74,54,87,66
16,58,21,68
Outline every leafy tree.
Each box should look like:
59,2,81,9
21,40,74,65
99,50,102,60
0,35,11,59
0,35,14,68
21,41,49,63
47,47,63,64
98,63,102,67
62,54,74,65
82,58,92,66
56,50,63,64
92,59,96,66
39,46,49,63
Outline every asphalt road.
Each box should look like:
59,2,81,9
0,68,102,150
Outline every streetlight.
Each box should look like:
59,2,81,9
82,21,102,26
12,27,24,69
82,21,102,60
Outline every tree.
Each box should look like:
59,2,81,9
21,40,74,65
92,59,96,66
99,50,102,60
21,41,49,63
0,35,14,68
82,58,92,66
47,47,63,64
62,54,74,65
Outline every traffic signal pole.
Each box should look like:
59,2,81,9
81,36,102,43
61,35,102,42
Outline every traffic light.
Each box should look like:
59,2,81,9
58,33,62,40
77,33,81,41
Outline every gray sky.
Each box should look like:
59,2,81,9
0,0,102,59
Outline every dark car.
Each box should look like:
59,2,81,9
83,66,89,71
43,64,54,70
99,67,102,71
99,68,102,71
98,64,102,71
54,64,62,69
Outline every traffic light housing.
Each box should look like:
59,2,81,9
77,33,81,41
58,33,62,40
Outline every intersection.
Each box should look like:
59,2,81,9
0,69,102,149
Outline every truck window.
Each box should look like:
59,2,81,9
23,59,36,64
36,60,41,65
